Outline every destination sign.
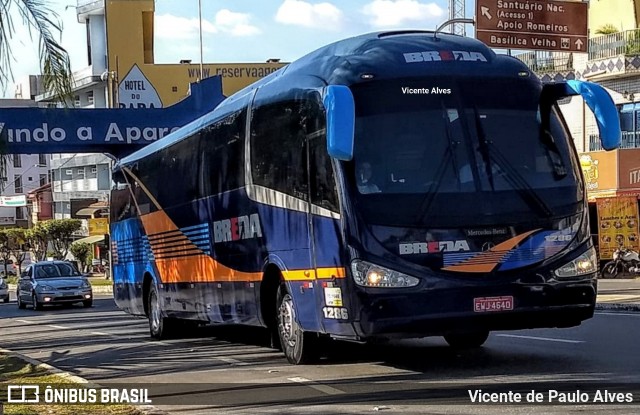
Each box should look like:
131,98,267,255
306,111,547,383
476,0,588,52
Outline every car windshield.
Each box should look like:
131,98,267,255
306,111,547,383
348,76,582,227
35,263,80,278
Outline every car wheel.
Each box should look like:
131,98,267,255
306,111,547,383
3,297,8,303
276,284,319,365
32,293,43,311
83,299,93,308
17,293,25,309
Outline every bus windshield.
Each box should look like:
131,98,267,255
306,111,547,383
349,77,582,227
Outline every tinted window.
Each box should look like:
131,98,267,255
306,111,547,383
349,77,582,226
110,169,136,222
250,99,309,201
35,263,79,278
307,96,339,212
200,109,246,196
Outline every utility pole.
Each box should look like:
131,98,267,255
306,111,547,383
449,0,466,36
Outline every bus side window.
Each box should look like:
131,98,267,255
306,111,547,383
250,99,309,201
199,109,246,197
307,98,339,212
110,169,134,221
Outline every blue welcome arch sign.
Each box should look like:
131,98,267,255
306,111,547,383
0,76,225,159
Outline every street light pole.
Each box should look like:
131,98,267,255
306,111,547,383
198,0,204,82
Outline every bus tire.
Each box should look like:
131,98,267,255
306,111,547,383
276,284,319,364
148,283,175,340
444,330,489,349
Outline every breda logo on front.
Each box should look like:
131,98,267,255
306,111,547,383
399,240,470,255
403,50,488,63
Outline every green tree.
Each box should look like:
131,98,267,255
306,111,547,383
25,222,49,261
69,241,91,272
0,0,73,102
5,228,26,273
43,218,82,260
0,230,13,275
595,24,619,35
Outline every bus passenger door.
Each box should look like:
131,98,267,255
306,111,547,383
307,126,346,336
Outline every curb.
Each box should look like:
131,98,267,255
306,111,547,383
0,347,169,415
595,303,640,312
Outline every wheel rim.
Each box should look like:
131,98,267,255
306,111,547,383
279,294,296,348
150,290,160,333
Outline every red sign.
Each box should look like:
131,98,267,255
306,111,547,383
476,0,588,52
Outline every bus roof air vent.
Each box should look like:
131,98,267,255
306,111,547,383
378,30,435,38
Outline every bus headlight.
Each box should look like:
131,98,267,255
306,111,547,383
351,260,419,288
554,247,598,278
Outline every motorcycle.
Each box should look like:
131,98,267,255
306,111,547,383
601,246,640,278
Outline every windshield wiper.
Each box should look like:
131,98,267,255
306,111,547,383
472,107,554,218
474,107,495,191
416,105,461,222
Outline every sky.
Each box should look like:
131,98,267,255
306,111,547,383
2,0,478,97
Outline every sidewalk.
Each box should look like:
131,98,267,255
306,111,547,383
596,278,640,311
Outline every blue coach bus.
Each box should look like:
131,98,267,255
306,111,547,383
110,31,620,364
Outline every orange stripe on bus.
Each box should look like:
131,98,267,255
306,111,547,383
316,267,346,279
138,210,347,284
155,255,262,283
282,267,346,281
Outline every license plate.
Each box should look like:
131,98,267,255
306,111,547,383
474,296,513,312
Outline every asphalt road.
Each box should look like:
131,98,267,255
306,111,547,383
1,295,640,414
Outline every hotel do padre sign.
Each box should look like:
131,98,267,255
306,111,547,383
476,0,588,52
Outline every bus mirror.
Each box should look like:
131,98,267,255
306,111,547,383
564,80,621,151
323,85,355,160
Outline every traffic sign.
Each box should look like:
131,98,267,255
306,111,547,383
476,0,588,52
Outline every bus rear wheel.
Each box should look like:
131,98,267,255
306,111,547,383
444,330,489,349
276,285,319,364
148,283,177,340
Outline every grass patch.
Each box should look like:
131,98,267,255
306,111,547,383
3,275,18,285
0,354,145,415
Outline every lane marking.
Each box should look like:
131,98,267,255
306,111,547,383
90,332,110,336
16,319,31,324
215,356,250,366
288,377,345,395
496,334,584,344
47,325,70,330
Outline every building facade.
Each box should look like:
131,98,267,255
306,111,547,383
515,0,640,258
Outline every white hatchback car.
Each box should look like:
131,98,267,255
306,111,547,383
0,260,17,276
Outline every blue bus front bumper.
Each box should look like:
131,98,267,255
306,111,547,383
351,277,596,340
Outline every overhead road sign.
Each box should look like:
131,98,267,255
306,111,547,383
476,0,588,52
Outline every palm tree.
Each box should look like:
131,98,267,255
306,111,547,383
0,0,73,103
595,24,620,35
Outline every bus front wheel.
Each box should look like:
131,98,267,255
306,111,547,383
444,330,489,349
276,285,319,364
